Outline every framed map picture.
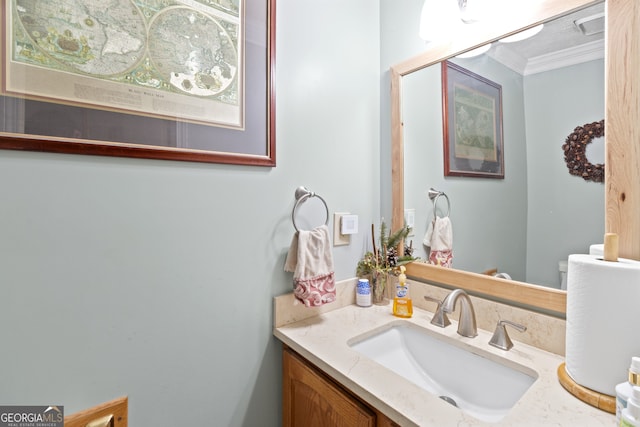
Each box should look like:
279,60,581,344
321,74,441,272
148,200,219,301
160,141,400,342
0,0,275,166
442,60,503,178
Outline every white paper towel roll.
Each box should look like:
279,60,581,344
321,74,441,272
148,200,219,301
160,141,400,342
565,254,640,396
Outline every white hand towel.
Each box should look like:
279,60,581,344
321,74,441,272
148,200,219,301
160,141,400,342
423,216,453,267
284,225,336,307
429,216,453,251
423,220,435,247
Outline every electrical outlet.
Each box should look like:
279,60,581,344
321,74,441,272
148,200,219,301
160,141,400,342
333,213,351,246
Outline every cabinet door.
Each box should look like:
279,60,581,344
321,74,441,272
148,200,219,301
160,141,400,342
283,349,375,427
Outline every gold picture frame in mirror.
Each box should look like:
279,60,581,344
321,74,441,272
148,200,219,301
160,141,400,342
390,0,640,316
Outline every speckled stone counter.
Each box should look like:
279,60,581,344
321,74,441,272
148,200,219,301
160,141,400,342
273,280,615,426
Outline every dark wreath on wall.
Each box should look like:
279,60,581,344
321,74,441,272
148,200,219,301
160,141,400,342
562,119,605,183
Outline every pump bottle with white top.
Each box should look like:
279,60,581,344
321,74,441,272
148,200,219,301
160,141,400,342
392,266,412,318
621,386,640,427
617,357,640,425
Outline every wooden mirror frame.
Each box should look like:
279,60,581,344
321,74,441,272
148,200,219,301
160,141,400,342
391,0,640,316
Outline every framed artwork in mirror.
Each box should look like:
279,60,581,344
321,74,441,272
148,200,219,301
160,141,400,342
442,61,503,178
0,0,276,167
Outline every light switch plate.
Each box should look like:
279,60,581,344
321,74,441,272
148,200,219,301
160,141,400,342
340,214,358,235
404,209,415,236
333,213,351,246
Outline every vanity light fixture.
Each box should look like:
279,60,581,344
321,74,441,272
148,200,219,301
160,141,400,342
499,24,544,43
419,0,464,42
458,0,483,23
455,43,492,58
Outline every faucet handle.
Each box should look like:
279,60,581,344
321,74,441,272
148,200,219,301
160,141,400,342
423,295,451,328
489,320,527,351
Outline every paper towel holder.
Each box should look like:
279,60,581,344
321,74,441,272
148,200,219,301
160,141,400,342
603,232,619,262
558,363,615,413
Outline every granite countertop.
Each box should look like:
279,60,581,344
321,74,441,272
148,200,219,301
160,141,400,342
274,301,615,426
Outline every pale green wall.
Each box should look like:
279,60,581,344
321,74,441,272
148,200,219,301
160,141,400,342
379,0,426,223
0,1,380,425
524,59,605,287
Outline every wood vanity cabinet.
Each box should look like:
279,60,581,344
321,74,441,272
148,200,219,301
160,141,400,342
282,347,400,427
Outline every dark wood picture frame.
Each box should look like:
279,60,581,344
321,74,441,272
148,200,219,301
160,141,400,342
0,0,276,167
442,60,503,178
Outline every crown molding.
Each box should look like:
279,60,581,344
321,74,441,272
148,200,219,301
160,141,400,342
488,39,604,75
524,39,604,75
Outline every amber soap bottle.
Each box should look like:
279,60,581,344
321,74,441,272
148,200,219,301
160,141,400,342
393,266,413,318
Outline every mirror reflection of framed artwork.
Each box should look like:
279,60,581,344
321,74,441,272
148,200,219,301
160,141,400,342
442,60,503,178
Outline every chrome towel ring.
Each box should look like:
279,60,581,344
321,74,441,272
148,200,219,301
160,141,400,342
428,188,451,218
291,186,329,232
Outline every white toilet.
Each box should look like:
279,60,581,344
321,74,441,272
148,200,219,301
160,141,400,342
589,243,604,257
558,260,568,290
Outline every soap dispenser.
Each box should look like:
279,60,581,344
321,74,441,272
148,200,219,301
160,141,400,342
393,266,413,318
621,386,640,427
617,357,640,425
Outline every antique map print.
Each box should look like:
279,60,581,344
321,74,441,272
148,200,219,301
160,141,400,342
452,83,497,162
6,0,243,127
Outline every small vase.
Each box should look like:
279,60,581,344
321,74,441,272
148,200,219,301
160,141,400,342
371,270,390,305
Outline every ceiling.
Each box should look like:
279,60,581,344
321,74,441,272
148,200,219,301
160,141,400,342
485,2,605,75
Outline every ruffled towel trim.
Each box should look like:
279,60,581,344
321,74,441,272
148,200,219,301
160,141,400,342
293,272,336,307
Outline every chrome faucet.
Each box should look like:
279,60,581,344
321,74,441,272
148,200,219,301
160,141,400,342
489,320,527,351
442,289,477,338
423,295,451,328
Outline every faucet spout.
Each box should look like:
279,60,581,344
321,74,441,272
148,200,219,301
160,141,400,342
442,289,478,338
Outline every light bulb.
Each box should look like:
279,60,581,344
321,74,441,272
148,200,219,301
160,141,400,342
419,0,463,42
499,24,544,43
456,43,492,58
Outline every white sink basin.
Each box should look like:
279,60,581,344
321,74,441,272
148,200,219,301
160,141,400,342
348,322,537,423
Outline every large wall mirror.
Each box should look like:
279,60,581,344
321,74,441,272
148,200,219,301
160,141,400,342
405,3,604,289
390,0,640,316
